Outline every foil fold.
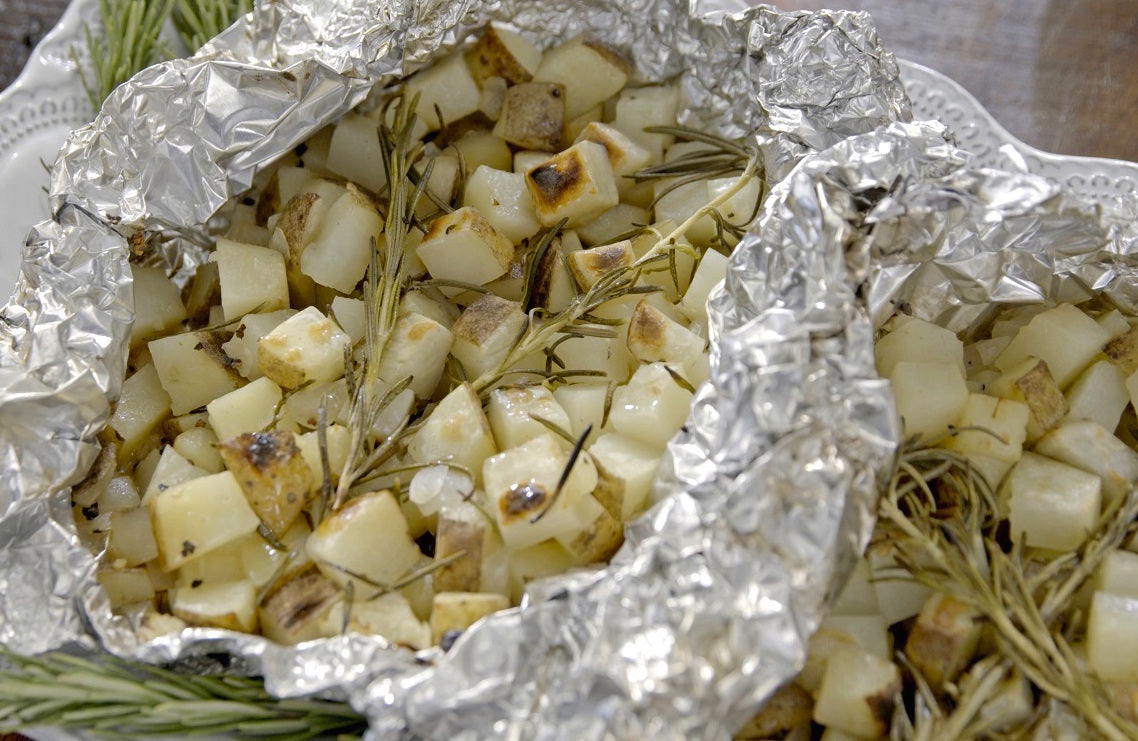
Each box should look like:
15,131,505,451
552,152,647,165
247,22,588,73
1,0,913,737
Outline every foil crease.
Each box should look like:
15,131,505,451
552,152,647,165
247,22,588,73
1,0,913,737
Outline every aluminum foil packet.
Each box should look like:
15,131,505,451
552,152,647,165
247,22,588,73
0,0,912,737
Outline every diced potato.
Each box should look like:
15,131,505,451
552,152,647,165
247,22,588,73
812,647,902,739
626,299,707,380
400,289,459,329
206,376,282,442
300,185,382,293
106,507,159,567
943,393,1029,470
173,426,222,473
830,558,879,616
680,249,728,324
1003,452,1101,551
109,363,172,464
184,260,221,325
482,433,599,550
904,592,981,689
589,433,661,521
295,424,352,488
527,240,577,313
552,383,606,448
989,356,1068,440
703,175,762,247
1066,359,1130,434
150,471,261,570
446,130,513,173
176,538,248,587
653,179,717,246
215,238,289,320
449,295,526,380
566,240,635,290
129,265,186,347
553,333,634,385
734,684,813,741
507,540,577,603
404,50,482,131
170,579,257,632
322,591,431,649
1105,325,1138,377
574,204,649,248
142,446,208,504
307,491,421,596
430,592,510,648
217,431,314,538
1095,551,1138,599
612,85,679,163
258,306,351,389
875,315,966,378
149,330,244,416
608,362,694,449
407,383,497,480
574,122,651,197
973,671,1034,733
407,465,475,521
258,564,343,645
487,385,573,450
417,207,514,289
526,141,620,228
1096,309,1132,339
326,113,386,193
329,297,366,346
867,540,933,625
1087,592,1138,682
820,614,891,660
462,167,542,245
1035,420,1138,505
98,567,155,609
534,35,630,119
374,312,454,400
889,361,968,443
554,494,623,564
464,24,541,87
434,500,492,593
132,447,162,493
994,303,1110,388
221,310,297,381
492,82,565,152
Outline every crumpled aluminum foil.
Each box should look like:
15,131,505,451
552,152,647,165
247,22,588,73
0,0,912,737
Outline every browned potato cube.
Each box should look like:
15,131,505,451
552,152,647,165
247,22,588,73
217,431,315,538
1105,326,1138,376
734,683,813,739
492,82,565,152
258,564,343,645
904,592,981,689
463,24,541,87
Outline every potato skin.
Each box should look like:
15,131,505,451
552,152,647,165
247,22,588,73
217,430,314,538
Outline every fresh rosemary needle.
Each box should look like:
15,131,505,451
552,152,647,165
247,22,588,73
172,0,252,51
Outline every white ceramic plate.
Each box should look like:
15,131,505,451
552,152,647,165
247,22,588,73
2,3,1137,305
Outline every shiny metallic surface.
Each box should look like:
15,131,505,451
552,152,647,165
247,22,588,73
0,1,911,737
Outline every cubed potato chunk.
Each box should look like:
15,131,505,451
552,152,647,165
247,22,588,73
533,35,630,119
612,85,679,163
375,312,454,400
1003,452,1101,551
588,432,661,521
142,446,208,504
433,500,493,594
573,122,651,194
215,238,289,320
462,167,542,245
404,50,482,131
170,579,257,632
889,361,968,443
1105,325,1138,376
1034,420,1138,506
820,614,891,660
449,294,526,380
812,647,902,739
258,306,351,389
566,239,635,290
258,564,343,645
109,363,172,464
295,424,352,489
1095,551,1138,599
300,186,382,293
217,430,314,538
943,393,1029,467
626,298,707,381
680,249,728,324
418,207,514,288
97,568,155,609
173,426,222,473
989,356,1068,440
507,540,577,603
150,471,261,570
904,592,981,689
149,330,244,416
492,82,565,152
608,362,694,449
994,303,1110,388
868,540,934,625
1087,592,1138,682
734,684,813,741
574,204,649,248
464,24,541,86
482,433,600,550
129,265,186,347
1065,359,1130,434
206,376,282,442
326,113,386,193
526,141,620,228
407,383,497,480
322,591,431,649
487,385,573,450
106,507,159,567
552,383,606,447
307,491,421,596
429,591,510,645
875,315,966,378
221,310,297,381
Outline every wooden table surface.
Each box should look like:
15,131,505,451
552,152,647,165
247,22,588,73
2,0,1136,162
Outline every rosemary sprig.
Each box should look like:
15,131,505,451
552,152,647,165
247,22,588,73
78,0,174,108
882,441,1138,740
0,649,367,739
172,0,251,51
